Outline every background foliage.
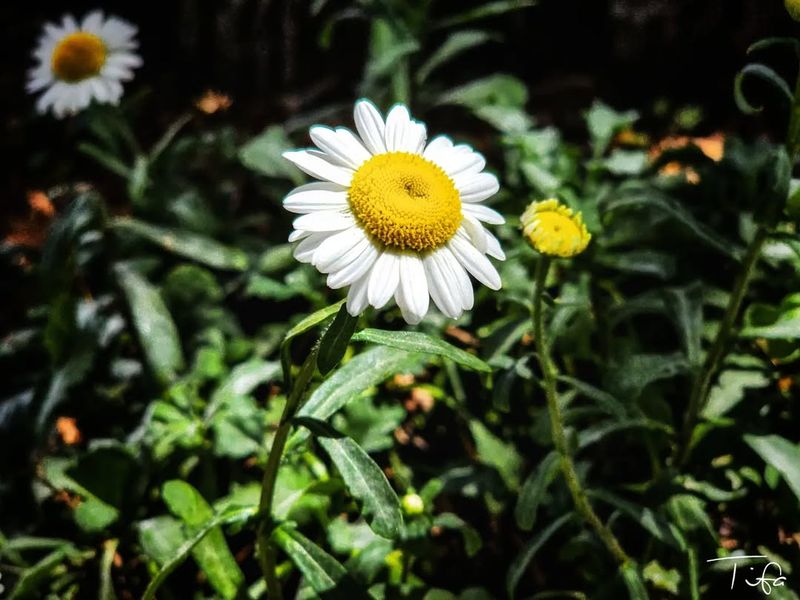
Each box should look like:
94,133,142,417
2,1,800,598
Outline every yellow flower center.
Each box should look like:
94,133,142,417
348,152,462,252
521,199,591,258
51,32,107,82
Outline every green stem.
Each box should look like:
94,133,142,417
257,346,319,600
674,226,768,467
531,257,631,566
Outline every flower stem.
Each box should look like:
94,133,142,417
531,257,631,566
674,225,768,467
257,346,319,600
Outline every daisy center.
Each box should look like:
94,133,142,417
51,32,107,82
348,152,462,252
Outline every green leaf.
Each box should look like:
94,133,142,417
662,283,704,367
515,451,560,531
432,513,482,557
585,100,638,157
162,481,245,599
138,516,187,566
607,352,690,400
621,562,650,600
606,192,739,259
272,524,360,594
745,434,800,502
590,489,685,550
417,30,496,83
316,435,403,538
506,513,572,598
703,369,769,419
578,418,673,449
734,63,793,115
434,0,536,29
205,358,281,420
240,125,303,183
741,318,800,339
469,420,522,489
7,543,85,600
557,375,628,418
112,217,249,271
141,506,255,600
115,264,185,383
318,304,359,375
297,345,422,425
352,328,491,373
99,538,119,600
596,250,676,279
437,74,527,110
604,149,648,175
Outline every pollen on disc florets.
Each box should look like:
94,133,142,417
521,199,591,258
51,32,107,82
348,152,462,252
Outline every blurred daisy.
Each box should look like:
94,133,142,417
28,11,141,118
283,100,505,324
521,199,591,258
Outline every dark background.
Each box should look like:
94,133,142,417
1,0,795,223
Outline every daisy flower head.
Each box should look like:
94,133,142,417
283,100,506,325
521,199,591,258
28,10,142,118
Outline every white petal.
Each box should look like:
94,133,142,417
346,272,371,316
81,10,104,33
310,126,372,170
462,203,505,225
328,243,379,289
293,210,354,233
100,18,138,48
106,53,143,69
312,227,367,271
101,63,133,81
424,251,461,319
367,252,400,309
461,217,488,253
283,182,348,214
283,150,353,186
485,230,506,261
62,15,79,33
288,229,309,243
440,246,474,311
354,99,386,155
293,233,330,263
423,135,454,163
89,78,110,103
396,255,429,324
437,147,486,178
384,105,426,153
455,172,500,203
448,235,502,290
35,83,61,114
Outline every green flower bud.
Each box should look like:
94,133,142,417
786,0,800,21
401,492,424,515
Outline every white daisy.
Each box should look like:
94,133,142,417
27,10,142,118
283,100,506,325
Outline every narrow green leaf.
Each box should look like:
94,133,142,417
281,299,346,382
577,418,673,449
735,63,793,115
515,451,561,531
606,192,740,259
116,264,185,383
469,420,523,489
434,0,536,29
297,345,421,424
99,538,119,600
162,481,245,599
740,318,800,339
317,435,403,538
204,359,281,421
621,562,650,600
141,506,255,600
272,525,362,594
506,513,572,598
745,434,800,502
748,37,800,57
557,375,628,418
590,489,685,550
7,544,84,600
417,30,496,83
352,328,491,373
112,217,249,271
432,513,482,557
318,304,359,375
77,142,131,177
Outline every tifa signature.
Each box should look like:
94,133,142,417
707,555,788,595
